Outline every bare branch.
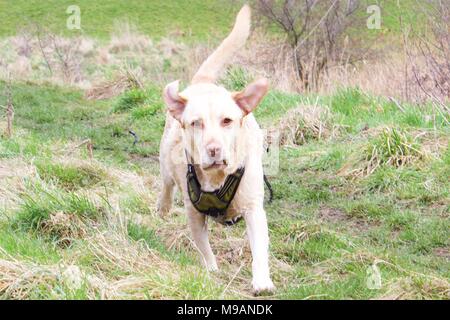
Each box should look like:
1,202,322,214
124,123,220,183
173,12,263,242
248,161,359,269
3,74,14,138
255,0,368,91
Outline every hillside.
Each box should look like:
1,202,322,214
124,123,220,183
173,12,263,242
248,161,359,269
0,0,448,300
0,80,448,299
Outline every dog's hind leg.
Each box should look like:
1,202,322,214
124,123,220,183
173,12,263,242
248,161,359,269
157,177,175,217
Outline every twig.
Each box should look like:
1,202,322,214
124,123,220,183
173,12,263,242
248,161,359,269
35,23,53,76
388,97,405,113
66,139,92,156
4,75,14,138
220,263,244,298
87,141,94,160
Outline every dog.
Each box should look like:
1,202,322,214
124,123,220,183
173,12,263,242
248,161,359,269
158,5,274,294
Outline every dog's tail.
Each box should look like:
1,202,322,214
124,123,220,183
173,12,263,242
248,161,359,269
191,5,251,84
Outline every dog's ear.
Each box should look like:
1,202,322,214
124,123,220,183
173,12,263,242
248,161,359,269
163,80,187,121
232,78,269,115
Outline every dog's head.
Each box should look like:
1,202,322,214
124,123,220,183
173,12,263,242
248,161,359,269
163,79,268,173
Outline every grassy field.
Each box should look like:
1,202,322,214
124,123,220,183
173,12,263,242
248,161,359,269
0,0,426,40
0,0,448,300
0,78,448,299
0,0,239,41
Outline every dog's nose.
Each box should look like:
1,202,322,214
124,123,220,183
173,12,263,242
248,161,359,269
206,143,222,159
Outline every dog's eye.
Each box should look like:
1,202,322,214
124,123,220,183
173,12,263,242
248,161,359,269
222,118,233,126
191,120,203,128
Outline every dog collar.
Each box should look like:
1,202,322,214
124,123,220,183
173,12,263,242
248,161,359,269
186,161,245,225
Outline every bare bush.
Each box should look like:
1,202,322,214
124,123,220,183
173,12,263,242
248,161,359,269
406,1,450,112
32,24,86,84
11,30,34,57
49,35,84,83
255,0,371,92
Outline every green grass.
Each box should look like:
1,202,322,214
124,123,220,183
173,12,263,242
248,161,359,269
373,0,429,34
12,188,103,233
0,59,449,300
0,0,426,44
112,88,148,113
127,221,195,266
0,0,240,41
0,81,165,160
0,223,62,264
36,162,106,191
0,0,446,300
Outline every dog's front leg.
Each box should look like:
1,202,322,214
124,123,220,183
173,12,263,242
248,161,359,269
245,206,275,294
187,209,218,271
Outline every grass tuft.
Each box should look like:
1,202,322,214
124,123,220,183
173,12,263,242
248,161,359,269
220,67,252,91
112,88,147,113
339,128,426,178
11,190,104,247
277,104,337,146
366,128,424,168
36,161,106,191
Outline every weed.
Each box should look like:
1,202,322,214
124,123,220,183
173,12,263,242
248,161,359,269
220,67,252,91
36,162,106,191
112,88,147,113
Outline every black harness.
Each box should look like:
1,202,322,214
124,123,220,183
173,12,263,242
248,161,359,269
187,162,245,225
185,151,273,226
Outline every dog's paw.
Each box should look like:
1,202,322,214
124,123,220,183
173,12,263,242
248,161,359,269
252,278,275,296
157,204,170,218
206,261,219,272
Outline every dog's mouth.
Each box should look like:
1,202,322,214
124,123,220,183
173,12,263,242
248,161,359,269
203,160,228,170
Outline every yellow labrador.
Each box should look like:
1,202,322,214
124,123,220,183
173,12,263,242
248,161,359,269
158,5,274,294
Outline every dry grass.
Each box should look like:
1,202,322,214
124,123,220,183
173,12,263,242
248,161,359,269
318,51,449,126
305,250,450,300
84,224,165,275
319,54,406,97
155,214,293,298
0,252,65,299
0,149,226,299
233,30,299,92
108,21,153,54
275,104,339,146
0,158,36,211
0,233,178,300
0,199,220,299
40,212,88,247
380,277,450,300
85,67,144,100
1,22,450,114
3,25,446,108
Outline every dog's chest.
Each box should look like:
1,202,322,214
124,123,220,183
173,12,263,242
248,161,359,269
209,203,243,225
215,188,253,224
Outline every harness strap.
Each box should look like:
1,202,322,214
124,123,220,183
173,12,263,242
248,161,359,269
184,149,272,225
263,174,273,203
186,162,245,218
